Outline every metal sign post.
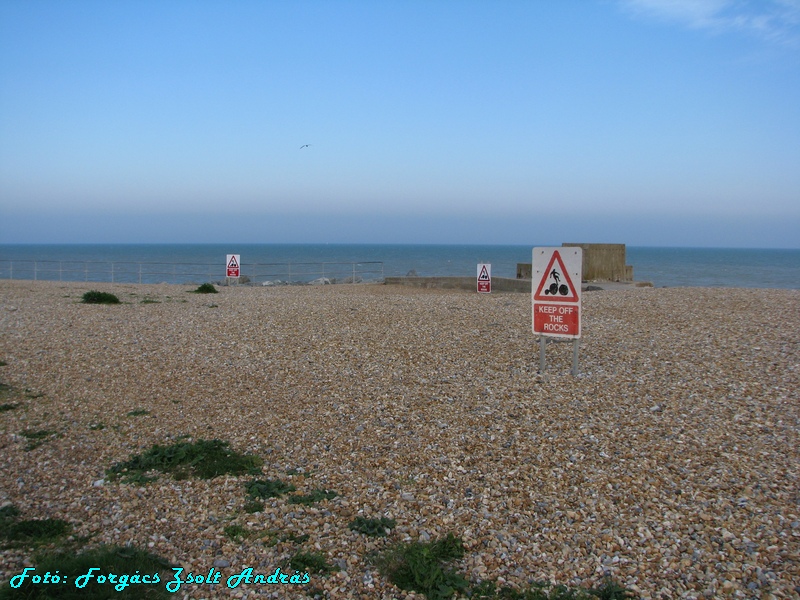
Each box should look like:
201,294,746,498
537,338,579,376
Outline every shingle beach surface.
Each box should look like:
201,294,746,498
0,280,798,599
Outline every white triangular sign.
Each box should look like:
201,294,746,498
533,251,579,302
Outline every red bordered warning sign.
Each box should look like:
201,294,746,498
477,263,491,293
532,248,582,338
533,251,579,302
226,254,240,278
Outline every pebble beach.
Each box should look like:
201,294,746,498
0,280,798,599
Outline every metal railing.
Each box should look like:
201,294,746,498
0,259,384,286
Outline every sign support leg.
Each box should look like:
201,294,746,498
572,339,579,376
539,337,546,373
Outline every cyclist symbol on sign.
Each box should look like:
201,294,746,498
544,268,569,296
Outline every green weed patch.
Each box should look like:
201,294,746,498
81,291,120,304
376,532,467,600
243,500,265,513
224,524,248,540
107,438,262,483
0,545,174,599
285,532,310,544
0,505,20,521
257,530,309,547
375,531,633,599
349,516,396,537
20,429,57,451
245,478,296,500
1,519,71,547
242,478,297,513
289,551,338,574
0,505,71,548
192,283,218,294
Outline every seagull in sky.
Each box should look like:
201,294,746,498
300,144,311,149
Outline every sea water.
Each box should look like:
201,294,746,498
0,244,797,289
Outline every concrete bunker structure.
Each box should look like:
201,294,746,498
518,243,633,282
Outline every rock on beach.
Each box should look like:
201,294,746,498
0,280,798,598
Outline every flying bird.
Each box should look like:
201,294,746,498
300,144,311,149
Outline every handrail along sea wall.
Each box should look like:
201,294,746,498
0,259,384,285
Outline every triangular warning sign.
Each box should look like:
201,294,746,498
478,265,490,281
227,256,239,268
533,251,579,302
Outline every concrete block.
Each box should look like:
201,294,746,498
562,243,632,281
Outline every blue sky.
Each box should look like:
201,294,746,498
1,0,799,247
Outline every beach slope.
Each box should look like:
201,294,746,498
0,281,798,598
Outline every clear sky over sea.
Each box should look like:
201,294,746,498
1,0,799,247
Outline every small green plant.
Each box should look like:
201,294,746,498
376,533,467,600
107,439,262,483
259,529,281,547
1,518,71,547
89,422,105,430
289,551,338,574
0,506,71,548
20,429,57,451
193,283,218,294
82,290,120,304
587,579,634,599
0,360,7,366
349,516,396,537
0,505,21,522
127,409,150,417
0,403,19,412
285,532,310,544
288,489,338,505
0,544,174,598
224,524,248,540
245,479,296,500
20,429,54,439
243,500,265,514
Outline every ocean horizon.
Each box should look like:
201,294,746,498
0,244,798,289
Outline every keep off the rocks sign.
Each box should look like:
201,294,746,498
532,247,582,337
226,254,240,278
477,263,491,293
